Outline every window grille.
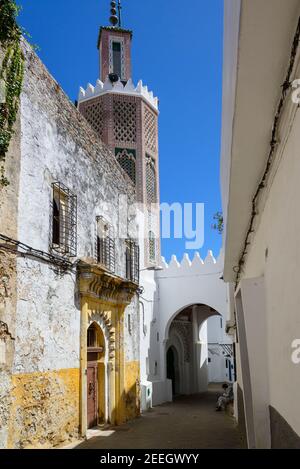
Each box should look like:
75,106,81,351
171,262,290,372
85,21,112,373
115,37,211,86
126,239,140,284
115,148,136,183
146,155,157,204
144,106,157,153
148,231,156,263
51,182,77,257
82,100,104,138
113,98,137,144
96,216,115,273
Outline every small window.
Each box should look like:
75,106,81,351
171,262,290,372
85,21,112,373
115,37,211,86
96,216,115,273
112,41,122,77
220,318,223,329
146,155,157,204
116,148,136,184
126,239,140,284
87,323,104,353
149,231,156,263
128,314,132,335
51,182,77,256
87,324,97,348
52,198,60,246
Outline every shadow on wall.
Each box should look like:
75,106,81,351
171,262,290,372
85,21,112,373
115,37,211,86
149,304,223,403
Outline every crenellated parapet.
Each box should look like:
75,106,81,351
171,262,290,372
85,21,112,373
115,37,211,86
157,250,224,277
78,77,159,112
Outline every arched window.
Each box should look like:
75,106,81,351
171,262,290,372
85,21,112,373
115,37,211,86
146,155,157,204
87,322,105,351
149,231,156,262
87,323,98,348
116,149,136,184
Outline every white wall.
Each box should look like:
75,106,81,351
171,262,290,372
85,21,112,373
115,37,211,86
221,0,300,447
139,250,230,408
207,315,233,383
238,108,300,441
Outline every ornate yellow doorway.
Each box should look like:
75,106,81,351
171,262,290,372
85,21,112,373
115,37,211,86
78,261,139,436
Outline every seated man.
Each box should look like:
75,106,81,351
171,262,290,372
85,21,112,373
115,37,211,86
216,383,233,411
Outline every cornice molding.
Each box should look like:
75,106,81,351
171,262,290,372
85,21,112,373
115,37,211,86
78,260,138,305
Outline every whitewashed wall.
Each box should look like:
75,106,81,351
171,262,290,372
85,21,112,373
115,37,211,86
14,43,140,376
140,250,230,408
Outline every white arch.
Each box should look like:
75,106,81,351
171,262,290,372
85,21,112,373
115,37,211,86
164,303,221,342
141,251,229,407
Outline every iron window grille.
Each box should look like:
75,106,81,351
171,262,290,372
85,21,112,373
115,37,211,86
51,182,77,257
126,239,140,284
148,231,156,263
146,154,157,204
115,148,136,184
96,216,116,273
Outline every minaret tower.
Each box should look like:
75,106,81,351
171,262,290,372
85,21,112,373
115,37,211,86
78,1,160,266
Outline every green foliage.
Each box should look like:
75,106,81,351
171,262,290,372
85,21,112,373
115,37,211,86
0,0,20,43
0,0,24,187
212,211,224,235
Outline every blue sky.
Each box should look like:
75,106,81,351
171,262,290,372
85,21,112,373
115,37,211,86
17,0,224,263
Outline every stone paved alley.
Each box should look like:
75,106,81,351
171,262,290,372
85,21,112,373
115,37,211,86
75,385,244,450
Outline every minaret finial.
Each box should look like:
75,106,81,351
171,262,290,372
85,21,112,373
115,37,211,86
118,0,122,28
109,1,119,27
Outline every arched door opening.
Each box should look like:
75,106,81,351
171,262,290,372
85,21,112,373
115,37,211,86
87,322,106,429
164,304,229,398
167,346,180,396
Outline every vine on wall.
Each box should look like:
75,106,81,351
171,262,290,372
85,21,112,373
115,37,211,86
0,0,24,187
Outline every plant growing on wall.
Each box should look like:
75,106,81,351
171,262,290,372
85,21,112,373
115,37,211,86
212,211,224,235
0,0,24,187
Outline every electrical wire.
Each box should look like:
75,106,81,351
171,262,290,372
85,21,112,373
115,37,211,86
0,233,76,272
234,16,300,287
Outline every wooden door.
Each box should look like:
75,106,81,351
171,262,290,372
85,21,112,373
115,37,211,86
87,363,98,429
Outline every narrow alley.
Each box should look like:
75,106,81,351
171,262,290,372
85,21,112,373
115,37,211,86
75,385,244,450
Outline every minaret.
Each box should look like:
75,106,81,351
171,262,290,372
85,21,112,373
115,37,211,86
78,1,160,266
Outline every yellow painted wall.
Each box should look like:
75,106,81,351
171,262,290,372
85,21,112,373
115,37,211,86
124,361,140,421
7,368,80,449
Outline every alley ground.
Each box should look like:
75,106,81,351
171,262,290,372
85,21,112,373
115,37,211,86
75,385,244,449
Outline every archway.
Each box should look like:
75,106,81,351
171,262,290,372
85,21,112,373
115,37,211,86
87,322,107,429
166,346,180,396
163,304,229,399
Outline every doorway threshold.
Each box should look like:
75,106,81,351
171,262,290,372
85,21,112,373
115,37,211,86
87,426,116,440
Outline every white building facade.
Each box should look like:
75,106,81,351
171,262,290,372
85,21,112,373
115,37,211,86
140,250,231,408
221,0,300,449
